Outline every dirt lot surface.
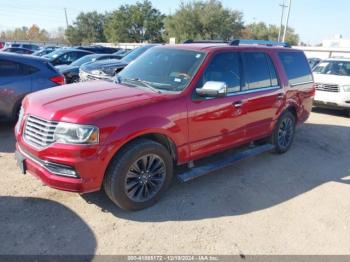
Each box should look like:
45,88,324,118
0,108,349,255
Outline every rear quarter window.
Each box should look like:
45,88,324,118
279,52,313,86
0,59,37,76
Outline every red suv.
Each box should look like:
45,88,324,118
15,40,315,210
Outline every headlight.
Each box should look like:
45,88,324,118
91,69,105,75
342,85,350,92
53,122,99,144
101,67,116,75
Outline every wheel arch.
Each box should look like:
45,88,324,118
285,104,298,123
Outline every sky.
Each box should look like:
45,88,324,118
0,0,348,44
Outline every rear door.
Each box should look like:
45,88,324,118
240,51,284,139
0,59,32,117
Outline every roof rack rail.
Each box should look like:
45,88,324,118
229,39,291,48
183,39,228,44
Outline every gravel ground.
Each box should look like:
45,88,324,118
0,108,349,255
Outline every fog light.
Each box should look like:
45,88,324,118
44,162,79,178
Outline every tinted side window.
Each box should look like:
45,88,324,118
267,55,278,86
23,64,39,75
202,52,241,93
0,60,39,76
242,52,274,90
76,52,88,59
0,60,22,76
279,52,313,86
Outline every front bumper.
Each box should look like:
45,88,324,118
314,90,350,109
15,135,109,193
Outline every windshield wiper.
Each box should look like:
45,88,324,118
120,77,162,93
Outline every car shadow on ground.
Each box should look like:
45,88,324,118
83,122,350,221
0,196,96,256
312,107,349,117
0,121,16,153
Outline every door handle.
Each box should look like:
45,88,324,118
233,101,243,108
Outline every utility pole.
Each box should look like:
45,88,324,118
278,1,288,42
64,8,69,29
282,0,292,42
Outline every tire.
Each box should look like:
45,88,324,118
270,111,296,154
71,76,80,83
103,139,173,211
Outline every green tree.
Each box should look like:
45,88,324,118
104,0,164,43
243,22,299,46
65,11,106,45
164,0,244,43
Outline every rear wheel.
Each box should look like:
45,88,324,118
271,111,296,154
103,139,173,211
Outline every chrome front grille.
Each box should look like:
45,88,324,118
24,115,58,148
315,83,340,92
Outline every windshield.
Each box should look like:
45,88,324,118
44,49,66,60
121,45,155,63
71,54,99,66
118,47,206,92
313,60,350,76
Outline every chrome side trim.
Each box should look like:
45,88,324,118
227,85,281,97
290,81,314,87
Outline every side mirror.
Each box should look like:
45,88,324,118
196,81,227,97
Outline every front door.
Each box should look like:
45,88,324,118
187,51,249,160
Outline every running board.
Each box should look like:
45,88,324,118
177,143,275,182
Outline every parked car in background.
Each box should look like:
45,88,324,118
113,48,132,59
80,44,157,81
15,40,314,210
0,41,4,49
56,53,121,83
5,43,40,51
0,52,64,121
313,58,350,116
76,45,120,54
43,48,93,66
2,47,34,54
32,46,60,57
308,57,321,69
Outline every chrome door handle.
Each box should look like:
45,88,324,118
233,101,243,108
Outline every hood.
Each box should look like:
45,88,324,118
23,80,167,124
81,59,128,72
313,73,350,85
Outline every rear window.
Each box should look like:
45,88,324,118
279,52,313,86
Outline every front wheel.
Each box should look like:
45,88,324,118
271,111,296,154
103,139,173,211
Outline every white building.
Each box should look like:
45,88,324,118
323,35,350,48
